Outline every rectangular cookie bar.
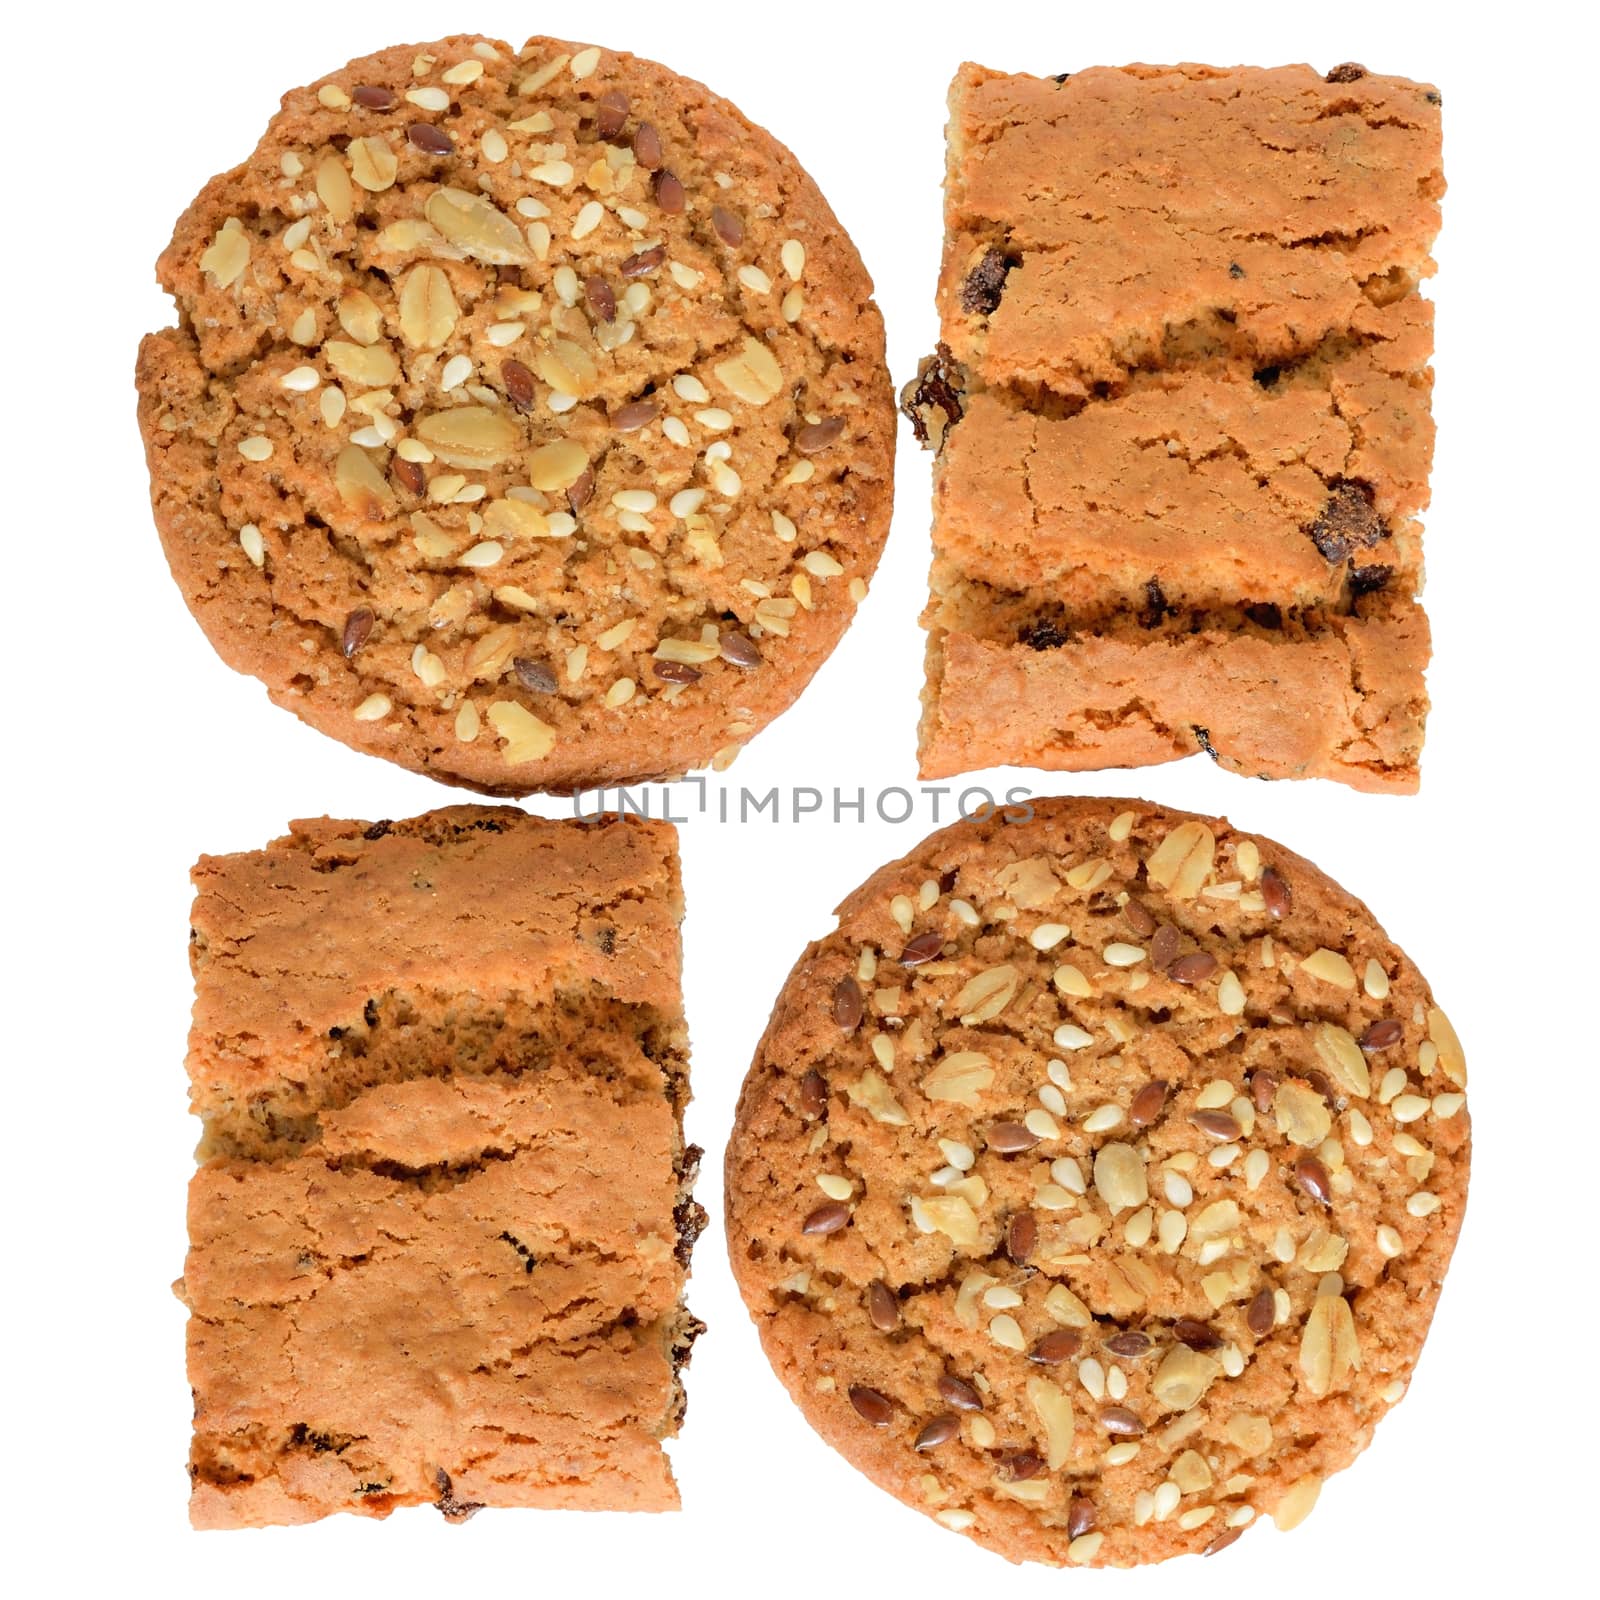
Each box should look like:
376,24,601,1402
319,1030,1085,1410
908,62,1442,790
179,806,702,1528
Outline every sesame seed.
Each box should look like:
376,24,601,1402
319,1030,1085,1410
988,1315,1026,1351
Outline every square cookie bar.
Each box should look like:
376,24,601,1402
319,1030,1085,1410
907,63,1443,790
178,806,703,1527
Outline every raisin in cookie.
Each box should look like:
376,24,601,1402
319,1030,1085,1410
137,35,892,793
726,798,1468,1566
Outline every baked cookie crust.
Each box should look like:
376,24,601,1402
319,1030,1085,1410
179,806,703,1526
726,797,1468,1566
137,36,893,793
906,64,1442,791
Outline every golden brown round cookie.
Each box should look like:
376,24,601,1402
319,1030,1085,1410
136,35,893,793
726,798,1468,1567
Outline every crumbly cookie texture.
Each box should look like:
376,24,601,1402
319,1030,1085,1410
137,36,892,794
179,806,704,1527
904,63,1442,791
726,798,1468,1568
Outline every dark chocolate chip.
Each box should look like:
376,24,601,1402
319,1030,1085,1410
899,343,965,450
1019,618,1068,650
960,247,1013,315
1141,577,1172,629
433,1468,484,1523
1305,479,1388,562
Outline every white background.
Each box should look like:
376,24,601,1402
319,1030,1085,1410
8,1,1592,1592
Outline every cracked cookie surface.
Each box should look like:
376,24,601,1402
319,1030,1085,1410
726,798,1468,1568
137,35,893,794
179,806,703,1527
907,63,1441,790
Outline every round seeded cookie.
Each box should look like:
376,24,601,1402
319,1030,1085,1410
726,798,1468,1567
136,35,893,793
